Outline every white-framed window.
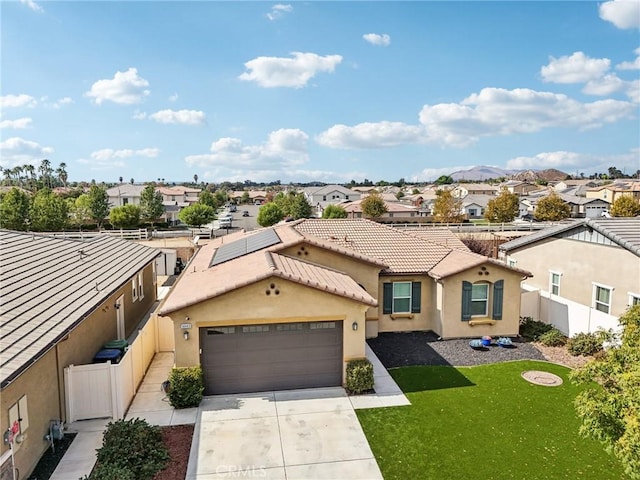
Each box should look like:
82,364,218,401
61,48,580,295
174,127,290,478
132,276,138,301
471,283,489,316
549,271,562,296
593,283,613,314
392,282,412,313
629,292,640,307
138,272,144,300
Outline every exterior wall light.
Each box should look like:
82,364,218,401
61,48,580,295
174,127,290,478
352,321,358,331
183,331,189,340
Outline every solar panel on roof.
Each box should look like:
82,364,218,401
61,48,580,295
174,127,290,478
210,229,281,266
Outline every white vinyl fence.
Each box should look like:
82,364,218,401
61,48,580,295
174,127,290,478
64,312,166,423
520,287,620,337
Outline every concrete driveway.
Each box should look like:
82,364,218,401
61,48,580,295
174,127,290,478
186,387,383,479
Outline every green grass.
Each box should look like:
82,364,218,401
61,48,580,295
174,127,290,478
357,361,626,480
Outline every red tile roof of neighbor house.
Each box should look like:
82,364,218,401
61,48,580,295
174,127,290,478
159,219,532,315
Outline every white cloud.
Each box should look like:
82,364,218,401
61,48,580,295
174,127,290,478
148,109,206,125
0,94,37,109
132,111,147,120
599,0,640,29
20,0,43,13
617,47,640,70
410,165,471,183
267,4,292,21
316,122,424,149
363,33,391,46
52,97,74,109
540,52,610,83
582,74,627,96
168,93,179,102
317,87,636,149
239,52,342,88
0,137,53,168
89,148,160,161
185,128,309,170
0,118,32,129
506,149,640,174
85,68,150,105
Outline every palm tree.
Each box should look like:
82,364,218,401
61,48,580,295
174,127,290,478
56,162,68,188
119,176,123,184
39,159,53,188
193,174,199,185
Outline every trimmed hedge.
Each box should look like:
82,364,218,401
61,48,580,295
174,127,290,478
346,358,374,394
519,317,553,341
538,328,567,347
167,366,204,408
86,418,168,480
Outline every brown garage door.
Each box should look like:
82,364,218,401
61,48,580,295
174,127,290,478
200,321,343,395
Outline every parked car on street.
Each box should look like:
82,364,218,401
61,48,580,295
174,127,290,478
242,211,249,217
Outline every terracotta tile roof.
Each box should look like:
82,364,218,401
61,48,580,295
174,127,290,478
0,230,159,388
429,249,532,280
292,219,452,273
399,227,470,251
158,226,377,314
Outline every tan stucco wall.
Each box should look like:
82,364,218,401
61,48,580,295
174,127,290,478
279,242,382,319
164,277,369,384
0,349,60,479
439,264,523,339
0,263,156,478
377,275,436,333
507,238,640,317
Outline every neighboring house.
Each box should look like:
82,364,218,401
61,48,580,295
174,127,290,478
106,183,145,207
158,219,530,395
499,218,640,336
501,180,541,196
303,185,361,217
0,230,159,478
157,186,201,225
552,179,599,192
453,183,498,198
343,199,421,221
585,181,640,205
555,192,610,218
460,194,494,219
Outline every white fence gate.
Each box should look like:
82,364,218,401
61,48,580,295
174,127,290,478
64,312,169,423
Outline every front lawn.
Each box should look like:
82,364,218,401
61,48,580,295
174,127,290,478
357,361,626,480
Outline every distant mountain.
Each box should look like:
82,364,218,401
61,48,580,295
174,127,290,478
511,169,569,182
450,166,569,182
450,166,517,181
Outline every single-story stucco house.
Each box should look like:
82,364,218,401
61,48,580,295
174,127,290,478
0,230,159,478
159,219,531,396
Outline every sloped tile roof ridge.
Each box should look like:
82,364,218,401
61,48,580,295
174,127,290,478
278,230,389,268
586,217,640,256
498,220,582,252
268,252,377,306
428,248,532,280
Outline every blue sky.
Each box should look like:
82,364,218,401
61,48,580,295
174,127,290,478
1,0,639,183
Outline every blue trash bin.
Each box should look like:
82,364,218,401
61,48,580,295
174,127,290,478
93,348,122,364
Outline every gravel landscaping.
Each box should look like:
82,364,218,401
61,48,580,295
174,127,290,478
367,331,546,368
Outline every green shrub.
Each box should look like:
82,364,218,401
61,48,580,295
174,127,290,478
346,358,374,394
538,328,567,347
91,418,168,480
167,366,204,408
567,332,603,356
519,317,553,340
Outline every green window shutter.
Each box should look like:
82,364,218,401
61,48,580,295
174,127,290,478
461,281,472,321
492,280,504,320
411,282,421,313
383,283,393,314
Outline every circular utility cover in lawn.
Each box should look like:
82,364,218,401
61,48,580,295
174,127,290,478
521,370,563,387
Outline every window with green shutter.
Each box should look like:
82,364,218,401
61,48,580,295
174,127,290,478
492,280,504,320
383,281,421,314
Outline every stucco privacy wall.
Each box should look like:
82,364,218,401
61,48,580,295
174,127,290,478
0,349,59,479
166,277,370,382
439,264,524,339
509,237,639,318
